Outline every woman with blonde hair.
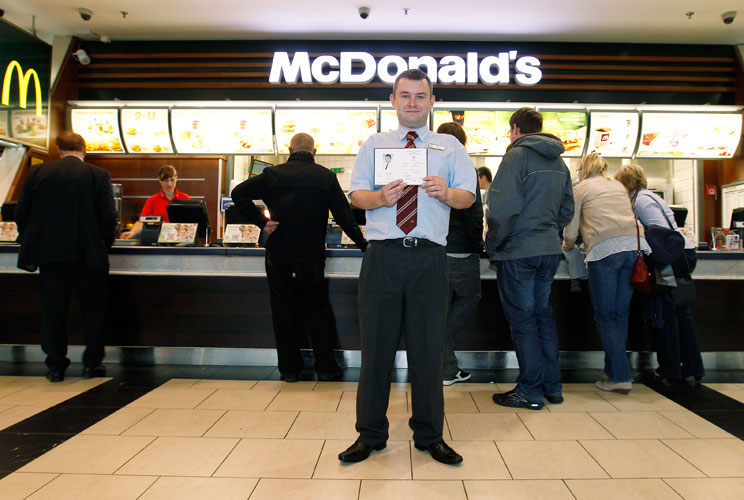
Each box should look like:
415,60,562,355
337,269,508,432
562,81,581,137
563,153,649,394
615,163,704,382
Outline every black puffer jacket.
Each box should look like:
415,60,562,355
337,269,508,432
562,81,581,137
446,173,483,254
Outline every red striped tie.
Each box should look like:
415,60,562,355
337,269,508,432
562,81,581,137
396,131,418,234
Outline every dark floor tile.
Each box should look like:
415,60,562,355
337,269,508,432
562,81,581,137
650,384,744,411
696,410,744,439
57,382,159,408
0,432,71,473
2,405,119,435
211,365,276,380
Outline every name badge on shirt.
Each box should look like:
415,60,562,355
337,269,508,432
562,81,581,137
428,143,445,151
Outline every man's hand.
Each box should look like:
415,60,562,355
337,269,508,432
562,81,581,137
263,220,279,234
120,231,133,240
421,176,448,202
379,179,407,207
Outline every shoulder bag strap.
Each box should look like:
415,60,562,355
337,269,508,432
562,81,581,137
639,192,676,230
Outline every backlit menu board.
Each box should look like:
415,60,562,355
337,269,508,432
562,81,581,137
70,108,124,153
10,110,49,147
171,108,274,154
0,111,8,137
637,112,743,159
540,111,588,157
275,108,377,154
380,109,399,133
587,111,639,157
120,109,173,153
432,110,498,155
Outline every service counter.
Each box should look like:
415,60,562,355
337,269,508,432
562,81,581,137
1,245,743,361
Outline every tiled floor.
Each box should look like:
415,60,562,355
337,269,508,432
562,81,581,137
0,366,742,499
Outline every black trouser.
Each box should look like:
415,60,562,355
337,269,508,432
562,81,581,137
264,252,339,376
355,239,448,446
39,263,108,372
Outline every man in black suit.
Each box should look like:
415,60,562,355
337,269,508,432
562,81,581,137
15,131,117,382
232,133,367,382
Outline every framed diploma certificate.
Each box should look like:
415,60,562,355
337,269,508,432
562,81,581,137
374,148,428,186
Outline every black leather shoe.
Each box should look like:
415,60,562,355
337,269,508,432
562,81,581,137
82,365,106,378
317,369,343,382
280,372,300,383
46,371,64,383
338,440,386,463
414,441,463,465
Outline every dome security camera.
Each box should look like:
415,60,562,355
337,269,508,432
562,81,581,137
722,11,736,24
79,8,93,21
359,7,370,19
72,49,91,65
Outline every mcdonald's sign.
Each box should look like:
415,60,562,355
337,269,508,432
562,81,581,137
1,60,43,116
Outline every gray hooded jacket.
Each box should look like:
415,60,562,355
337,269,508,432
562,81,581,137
486,133,574,261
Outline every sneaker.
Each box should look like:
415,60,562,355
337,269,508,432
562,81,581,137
492,390,544,410
595,380,632,394
443,370,471,386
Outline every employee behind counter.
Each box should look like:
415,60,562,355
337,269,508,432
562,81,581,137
120,165,190,240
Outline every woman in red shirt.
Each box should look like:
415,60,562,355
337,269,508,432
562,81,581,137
121,165,190,239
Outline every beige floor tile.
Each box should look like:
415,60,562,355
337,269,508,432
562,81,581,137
64,378,111,391
286,411,357,440
314,381,359,392
580,439,705,478
498,440,607,479
314,440,411,480
590,411,694,439
267,390,343,412
563,383,607,392
253,380,317,391
0,387,83,407
446,413,533,441
518,412,615,440
195,389,278,410
664,478,744,500
566,479,683,499
545,392,619,412
117,436,238,476
0,472,58,500
444,391,478,412
703,383,741,392
26,474,156,500
206,410,298,438
21,435,155,474
0,386,29,399
214,438,323,478
412,440,510,480
127,387,216,409
122,408,225,437
464,479,575,499
250,478,360,500
189,379,257,390
0,404,12,413
390,382,411,391
337,391,407,413
597,391,684,412
470,390,550,413
158,378,199,388
662,438,744,477
81,408,154,435
443,382,500,392
0,406,49,430
360,479,467,499
139,476,258,500
658,411,733,439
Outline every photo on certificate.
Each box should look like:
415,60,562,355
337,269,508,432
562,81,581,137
374,148,428,186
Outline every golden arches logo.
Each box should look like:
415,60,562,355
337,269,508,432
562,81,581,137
2,60,43,116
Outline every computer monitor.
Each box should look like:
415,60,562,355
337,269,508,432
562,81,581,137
249,158,273,177
166,199,210,240
1,201,17,222
670,206,688,228
730,207,744,230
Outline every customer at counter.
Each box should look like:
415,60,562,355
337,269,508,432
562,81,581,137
563,153,647,394
615,164,704,383
232,133,367,383
120,165,190,239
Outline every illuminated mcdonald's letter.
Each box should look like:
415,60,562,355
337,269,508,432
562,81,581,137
2,60,43,116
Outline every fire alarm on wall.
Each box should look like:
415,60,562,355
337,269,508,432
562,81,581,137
706,185,717,197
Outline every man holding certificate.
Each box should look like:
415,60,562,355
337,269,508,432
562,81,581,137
339,69,476,465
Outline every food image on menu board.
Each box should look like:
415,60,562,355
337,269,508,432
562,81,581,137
275,109,377,155
71,108,124,153
171,109,274,154
540,111,588,157
380,109,399,133
637,112,742,159
432,110,498,155
0,111,8,137
120,109,172,153
10,110,48,147
586,111,639,157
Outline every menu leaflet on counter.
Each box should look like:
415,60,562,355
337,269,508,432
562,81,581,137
70,108,124,153
432,110,499,155
540,111,588,157
10,110,48,147
637,112,743,158
275,108,377,154
171,108,274,154
120,108,173,153
587,111,639,157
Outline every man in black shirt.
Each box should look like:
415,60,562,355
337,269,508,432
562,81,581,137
232,133,367,382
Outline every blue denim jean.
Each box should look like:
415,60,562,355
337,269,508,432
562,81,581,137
586,250,636,383
495,254,562,403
